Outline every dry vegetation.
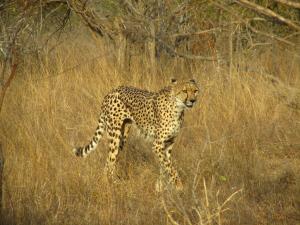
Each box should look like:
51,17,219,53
0,30,300,225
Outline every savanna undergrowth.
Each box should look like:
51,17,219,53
0,35,299,225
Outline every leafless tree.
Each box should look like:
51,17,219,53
0,0,70,112
52,0,299,72
1,0,299,111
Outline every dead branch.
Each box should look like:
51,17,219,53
176,51,220,61
274,0,300,9
66,0,114,39
213,1,298,46
0,55,18,112
235,0,300,31
122,0,143,17
156,38,219,61
171,28,221,38
283,31,300,40
247,25,295,46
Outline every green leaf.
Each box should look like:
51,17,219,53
219,175,227,182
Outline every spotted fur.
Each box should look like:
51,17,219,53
73,79,200,190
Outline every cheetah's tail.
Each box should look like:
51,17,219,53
73,115,105,158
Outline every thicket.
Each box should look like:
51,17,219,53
1,0,300,86
0,1,299,225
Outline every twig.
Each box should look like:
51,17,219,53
171,28,221,38
247,42,272,50
220,189,243,209
161,197,180,225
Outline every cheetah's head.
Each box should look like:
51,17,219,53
170,78,200,108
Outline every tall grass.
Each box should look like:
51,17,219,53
0,35,299,225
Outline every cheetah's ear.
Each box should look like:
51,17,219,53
171,78,177,84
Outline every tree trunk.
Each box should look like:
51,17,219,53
148,21,156,75
0,144,4,222
228,14,233,81
117,33,127,71
0,54,18,113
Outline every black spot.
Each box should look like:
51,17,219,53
75,148,82,157
171,78,177,83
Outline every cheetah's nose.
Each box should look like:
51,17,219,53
190,99,196,103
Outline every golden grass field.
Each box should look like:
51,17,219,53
0,34,300,225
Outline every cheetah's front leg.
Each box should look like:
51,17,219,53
152,139,183,191
164,141,183,190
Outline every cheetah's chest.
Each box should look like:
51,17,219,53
166,118,182,138
159,108,184,139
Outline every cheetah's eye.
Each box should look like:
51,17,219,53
194,90,199,94
182,90,187,93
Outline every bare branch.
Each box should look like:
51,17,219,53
274,0,300,9
235,0,300,31
122,0,143,17
66,0,114,39
247,25,295,46
214,0,299,46
0,49,18,112
171,28,221,38
156,38,219,61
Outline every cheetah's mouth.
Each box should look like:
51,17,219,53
185,101,194,108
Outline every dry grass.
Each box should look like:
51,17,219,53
0,34,300,225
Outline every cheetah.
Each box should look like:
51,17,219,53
73,79,199,190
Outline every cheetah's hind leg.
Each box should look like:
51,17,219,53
119,119,132,151
104,127,123,181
